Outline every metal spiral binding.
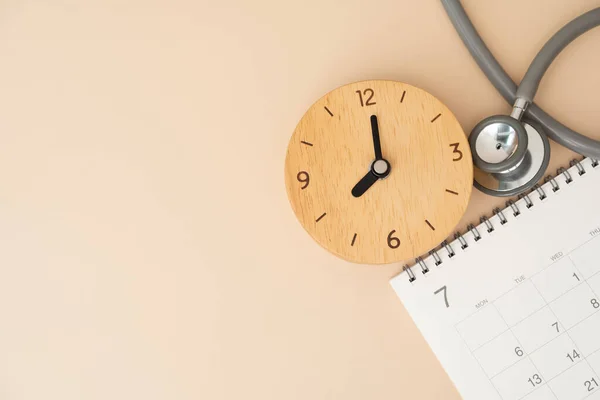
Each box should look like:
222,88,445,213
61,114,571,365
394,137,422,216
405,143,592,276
403,158,595,283
480,216,494,233
545,175,560,192
467,223,481,241
442,240,455,258
493,207,507,225
518,192,534,208
454,232,468,249
570,159,586,175
429,249,442,266
533,184,546,200
506,200,520,217
403,265,416,282
416,257,429,274
558,167,573,183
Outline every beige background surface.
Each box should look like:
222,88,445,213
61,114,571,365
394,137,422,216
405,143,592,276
0,0,599,399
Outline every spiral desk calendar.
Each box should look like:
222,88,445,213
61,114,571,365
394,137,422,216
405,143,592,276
401,158,599,283
391,158,600,400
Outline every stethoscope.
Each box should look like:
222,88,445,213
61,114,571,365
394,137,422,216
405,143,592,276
442,1,600,197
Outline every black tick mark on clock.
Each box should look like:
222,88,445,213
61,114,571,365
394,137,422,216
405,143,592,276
351,233,357,246
316,213,327,222
431,113,442,123
425,220,435,231
324,106,334,117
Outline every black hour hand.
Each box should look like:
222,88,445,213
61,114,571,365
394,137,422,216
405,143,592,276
351,170,379,198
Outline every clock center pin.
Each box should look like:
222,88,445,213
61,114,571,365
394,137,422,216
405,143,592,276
372,159,391,178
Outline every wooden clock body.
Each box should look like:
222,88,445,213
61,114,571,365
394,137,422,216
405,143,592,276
285,80,472,264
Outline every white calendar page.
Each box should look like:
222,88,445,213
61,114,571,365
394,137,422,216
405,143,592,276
391,158,600,400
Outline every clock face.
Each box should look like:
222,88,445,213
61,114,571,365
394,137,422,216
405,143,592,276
284,80,472,264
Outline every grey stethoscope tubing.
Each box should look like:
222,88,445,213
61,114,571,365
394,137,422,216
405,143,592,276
441,0,600,195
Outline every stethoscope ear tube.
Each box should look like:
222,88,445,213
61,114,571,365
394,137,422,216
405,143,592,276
441,0,600,160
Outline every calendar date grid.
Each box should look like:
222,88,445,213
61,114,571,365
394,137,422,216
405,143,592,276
483,310,600,382
455,264,600,331
454,241,600,400
468,273,600,355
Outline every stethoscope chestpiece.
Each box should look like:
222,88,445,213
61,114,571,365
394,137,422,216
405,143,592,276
470,115,528,173
470,115,550,197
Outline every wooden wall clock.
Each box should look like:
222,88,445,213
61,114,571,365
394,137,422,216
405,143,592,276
284,80,473,265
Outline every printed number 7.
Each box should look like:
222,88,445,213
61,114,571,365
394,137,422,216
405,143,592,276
434,285,449,308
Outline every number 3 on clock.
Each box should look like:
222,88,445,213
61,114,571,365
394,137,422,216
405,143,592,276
450,143,463,161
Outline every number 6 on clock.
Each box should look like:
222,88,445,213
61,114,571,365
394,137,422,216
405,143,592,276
434,285,449,308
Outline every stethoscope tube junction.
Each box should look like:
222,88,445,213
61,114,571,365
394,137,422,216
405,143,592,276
441,1,600,196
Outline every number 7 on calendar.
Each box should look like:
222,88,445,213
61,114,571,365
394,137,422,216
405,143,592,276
434,286,450,308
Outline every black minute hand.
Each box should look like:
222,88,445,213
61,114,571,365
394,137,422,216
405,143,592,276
371,115,382,160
